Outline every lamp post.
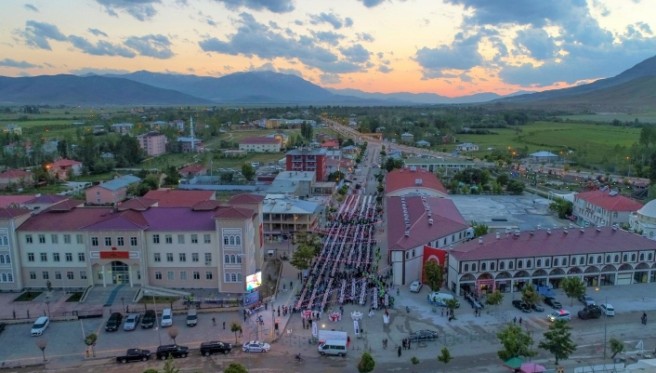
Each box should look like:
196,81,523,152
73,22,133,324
147,292,162,346
595,287,607,360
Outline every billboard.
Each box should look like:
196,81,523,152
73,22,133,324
245,271,262,292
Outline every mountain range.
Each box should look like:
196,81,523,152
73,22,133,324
0,55,654,109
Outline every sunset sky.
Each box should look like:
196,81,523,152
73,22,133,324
1,0,655,97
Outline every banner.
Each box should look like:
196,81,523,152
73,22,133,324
353,319,360,336
312,319,318,338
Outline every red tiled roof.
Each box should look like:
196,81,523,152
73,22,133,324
0,195,34,208
179,164,206,174
240,136,279,145
18,206,114,231
387,195,469,251
117,197,158,211
385,168,448,195
84,209,149,230
575,190,643,212
0,207,31,219
450,227,656,261
144,189,214,207
215,206,254,219
0,169,30,178
229,194,265,204
320,139,339,148
27,194,68,204
192,200,223,211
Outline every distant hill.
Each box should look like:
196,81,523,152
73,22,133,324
327,88,501,104
0,75,211,105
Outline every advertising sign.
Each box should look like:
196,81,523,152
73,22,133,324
246,271,262,292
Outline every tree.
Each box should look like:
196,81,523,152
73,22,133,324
84,332,97,357
539,319,576,365
471,221,489,237
496,173,509,186
224,362,249,373
290,244,315,270
36,338,47,362
301,122,314,141
486,290,504,314
357,351,375,373
560,277,586,306
231,322,242,344
437,347,453,373
506,179,525,194
496,324,536,361
549,198,573,219
445,299,459,318
167,326,179,344
423,259,444,291
521,284,541,308
241,163,255,181
609,337,624,359
163,166,180,186
162,355,180,373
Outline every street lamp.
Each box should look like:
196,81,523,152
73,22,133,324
147,291,162,346
595,287,608,360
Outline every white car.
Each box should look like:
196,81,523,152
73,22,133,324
600,304,615,317
547,309,571,322
31,316,50,336
409,280,423,293
242,341,271,353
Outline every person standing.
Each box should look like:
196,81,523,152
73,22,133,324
398,345,402,357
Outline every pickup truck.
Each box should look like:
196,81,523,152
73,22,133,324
116,348,151,363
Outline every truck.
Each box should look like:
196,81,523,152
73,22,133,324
116,348,151,364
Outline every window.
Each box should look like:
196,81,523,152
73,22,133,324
192,253,199,262
537,259,542,267
78,252,85,262
179,253,186,262
606,255,611,263
205,253,212,263
631,253,636,261
80,271,87,280
177,234,185,244
649,253,654,261
180,271,187,280
167,271,174,281
51,234,58,244
563,258,568,266
623,254,628,262
508,261,514,269
206,271,213,280
499,261,505,270
154,253,161,262
53,253,60,262
63,234,71,244
54,271,62,280
29,271,36,280
614,254,619,262
224,254,230,264
236,255,242,264
67,271,74,280
517,260,523,269
117,237,124,246
481,263,486,271
166,253,173,262
91,237,99,246
588,256,593,264
38,234,46,244
191,234,198,244
224,236,229,245
471,263,477,272
545,259,550,266
554,258,559,266
76,234,84,244
490,262,495,270
42,271,49,280
204,234,211,244
27,253,34,262
26,235,33,244
155,272,162,280
597,255,602,264
526,260,532,268
40,253,47,262
193,271,200,280
104,237,112,246
165,234,172,244
130,237,137,246
97,272,103,280
153,234,160,244
640,253,645,261
65,253,72,262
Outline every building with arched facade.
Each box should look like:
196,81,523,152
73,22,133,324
630,200,656,240
447,226,656,296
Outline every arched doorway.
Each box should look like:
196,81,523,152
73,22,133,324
110,261,130,284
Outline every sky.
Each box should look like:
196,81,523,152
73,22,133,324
0,0,655,97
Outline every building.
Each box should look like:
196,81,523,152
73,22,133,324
455,143,479,152
261,195,323,240
285,148,328,182
387,195,470,286
137,131,168,157
110,122,134,134
0,169,34,190
267,171,316,197
629,200,656,240
239,137,281,153
447,226,656,296
416,140,431,148
404,156,488,175
400,132,414,143
48,159,83,180
385,167,449,198
529,150,559,163
573,190,643,227
143,189,215,207
179,164,208,179
85,175,141,205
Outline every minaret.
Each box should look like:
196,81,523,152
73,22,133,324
189,116,195,152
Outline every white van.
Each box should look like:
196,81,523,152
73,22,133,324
427,292,460,307
161,308,173,327
185,308,198,327
318,339,348,357
31,316,50,336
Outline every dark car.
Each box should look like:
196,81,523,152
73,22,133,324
200,341,232,356
578,305,602,320
116,348,151,364
579,294,596,307
544,297,562,309
156,345,189,360
408,329,439,342
141,310,156,329
512,300,531,313
531,303,545,312
105,312,123,332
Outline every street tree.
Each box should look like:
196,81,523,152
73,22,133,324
486,290,504,314
549,198,573,219
290,243,316,270
539,319,576,365
423,259,443,291
162,355,180,373
36,338,47,362
437,347,453,373
167,326,179,344
445,299,459,318
224,362,248,373
496,324,536,361
471,221,489,237
241,163,255,181
506,179,525,194
521,284,541,307
560,277,586,306
231,322,242,344
357,352,375,373
609,337,624,359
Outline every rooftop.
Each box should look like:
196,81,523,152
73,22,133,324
96,175,141,191
385,167,448,195
240,136,280,145
144,189,214,207
575,190,643,212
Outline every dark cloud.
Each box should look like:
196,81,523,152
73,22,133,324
68,35,136,57
359,0,386,8
415,32,483,77
95,0,160,21
199,12,364,74
22,21,66,50
312,31,343,46
444,0,581,27
378,64,392,73
24,4,38,12
0,58,39,68
340,44,370,64
88,28,108,37
124,34,173,59
310,12,353,30
216,0,294,13
514,28,557,60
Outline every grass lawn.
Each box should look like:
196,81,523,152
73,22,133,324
14,291,42,302
65,292,83,302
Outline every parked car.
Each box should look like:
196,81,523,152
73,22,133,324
200,341,232,356
123,313,141,331
600,303,615,317
116,348,151,363
408,329,439,342
141,310,156,329
531,303,545,312
548,309,571,322
579,294,596,307
512,300,531,313
105,312,123,332
242,341,271,353
578,305,602,320
185,308,198,327
544,297,562,309
31,316,49,336
156,345,189,360
409,280,423,293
